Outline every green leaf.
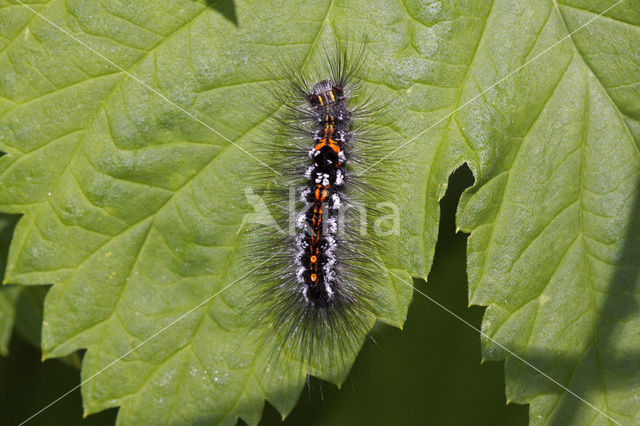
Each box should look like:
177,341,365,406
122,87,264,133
456,1,640,424
0,0,638,425
0,1,419,423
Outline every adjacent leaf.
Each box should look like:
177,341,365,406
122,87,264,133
0,213,50,356
0,0,638,425
0,214,19,355
11,283,48,349
456,1,640,424
0,287,17,356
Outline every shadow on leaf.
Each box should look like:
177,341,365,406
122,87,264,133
201,0,238,26
479,170,640,424
544,171,640,423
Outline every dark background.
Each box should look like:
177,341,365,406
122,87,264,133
0,166,528,425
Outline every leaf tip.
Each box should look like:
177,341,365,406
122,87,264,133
83,412,88,419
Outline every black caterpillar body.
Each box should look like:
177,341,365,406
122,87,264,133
249,42,391,375
295,80,349,307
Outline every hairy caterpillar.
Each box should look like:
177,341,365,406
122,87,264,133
246,40,393,375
